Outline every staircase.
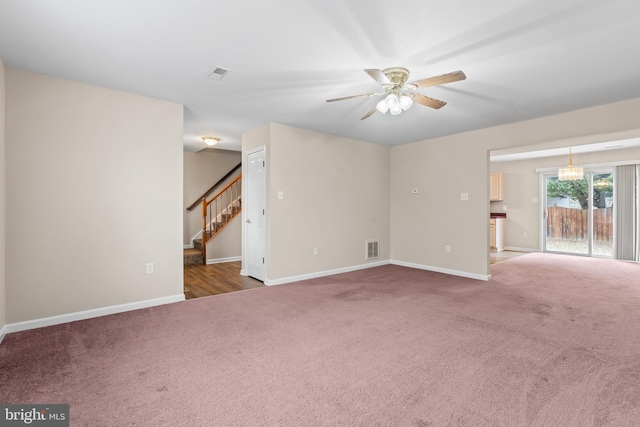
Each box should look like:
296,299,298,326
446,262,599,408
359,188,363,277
183,248,204,266
184,174,242,266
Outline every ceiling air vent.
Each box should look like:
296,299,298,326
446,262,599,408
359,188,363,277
206,66,230,81
366,240,379,260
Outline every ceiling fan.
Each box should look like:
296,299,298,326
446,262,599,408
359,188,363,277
326,67,466,120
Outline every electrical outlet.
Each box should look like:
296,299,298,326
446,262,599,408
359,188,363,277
278,191,284,200
532,197,539,203
461,193,469,201
313,247,319,256
146,263,154,274
445,245,451,253
523,232,528,238
503,205,508,211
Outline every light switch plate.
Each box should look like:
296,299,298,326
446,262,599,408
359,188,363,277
277,191,284,200
461,192,469,200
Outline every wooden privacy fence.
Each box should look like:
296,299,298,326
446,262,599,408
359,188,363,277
546,206,613,241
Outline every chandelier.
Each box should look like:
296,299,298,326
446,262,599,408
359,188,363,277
558,147,583,181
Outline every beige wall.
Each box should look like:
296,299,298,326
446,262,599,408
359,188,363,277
242,123,390,281
183,149,241,247
0,58,5,332
5,68,184,323
491,147,640,250
391,137,489,277
391,97,640,278
206,217,241,261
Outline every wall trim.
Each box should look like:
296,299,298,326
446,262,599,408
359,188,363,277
504,246,538,253
189,230,203,246
0,325,8,345
183,244,194,249
1,294,185,338
206,256,242,265
536,159,640,172
264,260,391,286
391,260,491,281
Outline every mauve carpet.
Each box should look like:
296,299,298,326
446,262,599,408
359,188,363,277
1,253,640,426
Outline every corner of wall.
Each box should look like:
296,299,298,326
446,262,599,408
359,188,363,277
5,68,183,324
0,56,6,341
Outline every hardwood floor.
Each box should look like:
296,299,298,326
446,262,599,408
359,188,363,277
183,261,265,299
490,249,528,265
184,253,527,299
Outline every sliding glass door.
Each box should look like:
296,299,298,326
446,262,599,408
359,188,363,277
543,169,614,257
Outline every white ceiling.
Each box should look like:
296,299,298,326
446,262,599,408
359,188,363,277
1,0,640,153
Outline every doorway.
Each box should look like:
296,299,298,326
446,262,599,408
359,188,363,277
542,169,614,257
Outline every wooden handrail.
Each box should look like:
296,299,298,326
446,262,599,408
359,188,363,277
186,162,241,211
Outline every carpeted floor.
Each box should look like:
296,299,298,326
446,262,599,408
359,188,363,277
1,253,639,426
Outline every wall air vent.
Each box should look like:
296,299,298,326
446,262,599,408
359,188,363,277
206,66,230,81
366,240,379,260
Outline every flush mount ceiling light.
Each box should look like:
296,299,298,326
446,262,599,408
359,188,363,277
326,67,466,120
558,147,584,181
202,137,220,146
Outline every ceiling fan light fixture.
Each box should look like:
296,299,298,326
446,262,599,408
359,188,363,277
202,136,220,146
326,67,465,120
385,94,399,109
399,95,413,111
376,99,389,114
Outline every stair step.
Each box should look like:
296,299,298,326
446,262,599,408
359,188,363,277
183,248,203,266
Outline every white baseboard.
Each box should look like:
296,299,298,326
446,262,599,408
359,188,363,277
0,294,185,338
206,256,241,264
504,246,538,253
190,230,203,246
240,269,248,276
391,260,491,281
183,244,194,249
0,324,8,345
264,260,391,286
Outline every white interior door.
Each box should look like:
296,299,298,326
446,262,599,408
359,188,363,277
245,148,266,281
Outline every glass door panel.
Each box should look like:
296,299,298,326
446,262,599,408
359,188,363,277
592,172,614,257
543,169,614,258
545,175,589,254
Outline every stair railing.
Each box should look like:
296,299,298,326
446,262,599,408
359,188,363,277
187,162,242,211
201,175,242,261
